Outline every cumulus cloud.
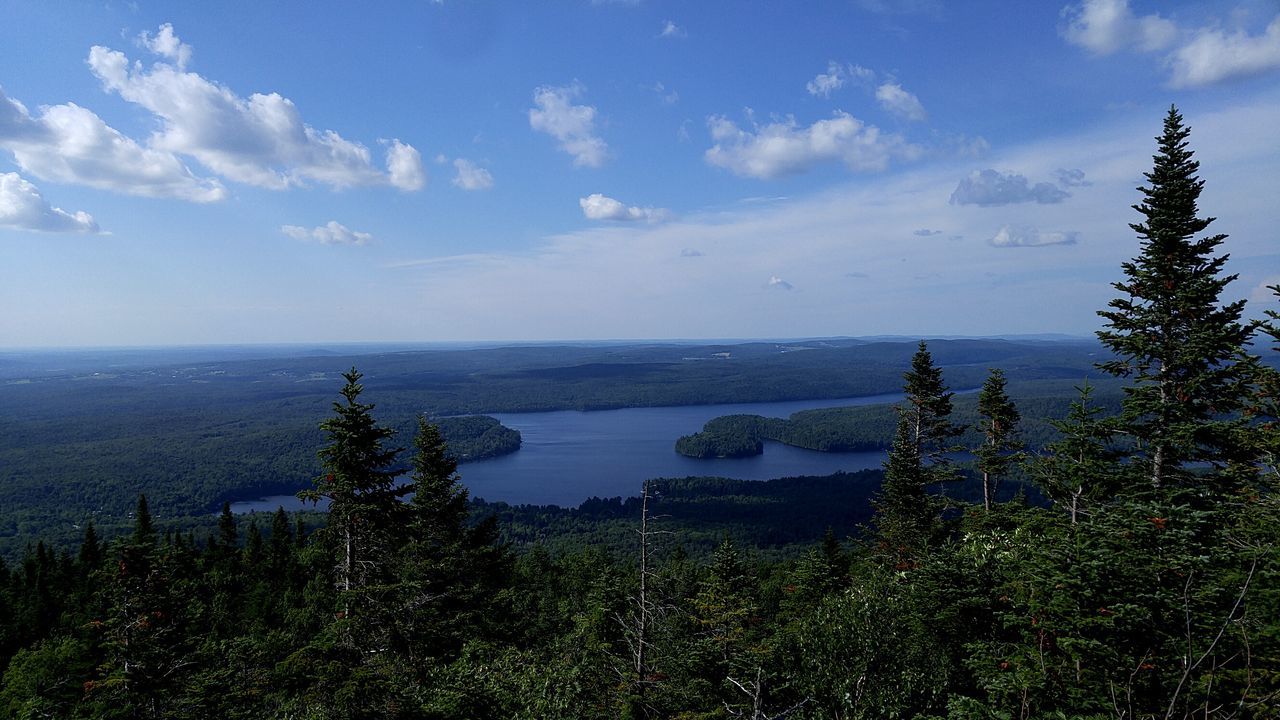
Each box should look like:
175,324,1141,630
451,158,493,190
705,111,918,179
87,25,424,191
529,84,608,167
1061,0,1176,55
806,61,873,97
0,173,99,233
767,275,794,290
0,87,227,202
913,228,943,236
659,21,687,39
386,141,426,191
281,221,373,246
950,169,1070,206
1169,18,1280,88
1062,1,1280,87
1054,168,1091,187
137,23,192,70
988,225,1079,248
579,193,669,222
875,81,927,121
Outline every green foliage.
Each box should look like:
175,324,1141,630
0,107,1277,720
1097,106,1260,491
974,368,1023,511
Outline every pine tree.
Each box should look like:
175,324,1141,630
974,368,1022,511
1097,105,1258,491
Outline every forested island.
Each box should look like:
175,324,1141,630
675,379,1126,458
0,109,1277,718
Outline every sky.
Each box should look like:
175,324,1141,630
1,0,1278,347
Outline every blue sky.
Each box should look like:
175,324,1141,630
1,0,1278,347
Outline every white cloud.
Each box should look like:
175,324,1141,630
579,193,669,222
369,95,1276,342
0,87,227,202
659,21,687,39
529,84,608,168
988,225,1079,248
281,221,373,246
1169,17,1280,88
875,81,927,121
386,140,426,191
87,25,424,191
451,158,494,190
768,275,794,290
137,23,191,70
1061,0,1176,55
1063,1,1280,88
705,111,919,179
950,169,1070,206
806,61,873,97
0,173,99,233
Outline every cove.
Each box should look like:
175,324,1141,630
229,392,900,513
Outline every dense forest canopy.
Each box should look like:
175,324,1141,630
0,108,1277,719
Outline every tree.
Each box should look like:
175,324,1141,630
300,368,408,634
132,494,154,546
1034,381,1120,524
396,415,509,664
873,342,959,561
974,368,1022,511
1096,105,1258,491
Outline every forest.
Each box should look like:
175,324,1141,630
1,108,1277,718
674,379,1128,459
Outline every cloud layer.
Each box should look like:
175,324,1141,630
0,173,99,233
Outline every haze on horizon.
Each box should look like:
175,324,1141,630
1,1,1278,348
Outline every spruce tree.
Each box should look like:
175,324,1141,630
1097,105,1257,490
874,342,959,562
301,367,408,629
132,494,154,546
974,368,1022,511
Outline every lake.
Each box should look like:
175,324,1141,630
229,393,899,513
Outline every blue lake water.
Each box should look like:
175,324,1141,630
229,393,899,513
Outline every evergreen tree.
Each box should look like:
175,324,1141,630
873,341,958,562
1034,381,1120,523
1097,105,1258,490
132,494,154,546
974,368,1022,511
300,367,408,627
395,415,505,663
